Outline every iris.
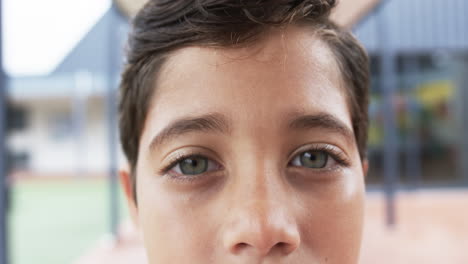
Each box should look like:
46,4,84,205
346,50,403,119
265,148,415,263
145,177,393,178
178,156,209,175
298,151,328,168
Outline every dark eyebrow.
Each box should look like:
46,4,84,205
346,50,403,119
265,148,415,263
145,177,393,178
288,112,355,144
149,112,230,151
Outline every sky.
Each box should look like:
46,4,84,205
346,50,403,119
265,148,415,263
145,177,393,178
3,0,111,77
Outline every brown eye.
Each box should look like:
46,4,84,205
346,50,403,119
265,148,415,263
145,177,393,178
291,151,328,169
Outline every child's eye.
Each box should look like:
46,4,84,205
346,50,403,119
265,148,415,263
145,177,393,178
291,150,329,169
171,155,218,175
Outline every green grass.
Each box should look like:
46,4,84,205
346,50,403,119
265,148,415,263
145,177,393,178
9,178,128,264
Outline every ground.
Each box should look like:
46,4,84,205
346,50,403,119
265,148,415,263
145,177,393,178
9,178,127,264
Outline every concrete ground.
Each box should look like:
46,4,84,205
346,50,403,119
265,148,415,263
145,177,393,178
75,190,468,264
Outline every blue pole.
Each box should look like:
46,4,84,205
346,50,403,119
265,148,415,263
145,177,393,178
0,0,8,261
459,56,468,186
402,57,422,189
377,1,399,227
107,5,120,238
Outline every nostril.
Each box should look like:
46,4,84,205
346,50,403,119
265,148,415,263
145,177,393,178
276,242,287,247
232,242,249,253
273,242,288,253
274,242,296,255
232,241,295,256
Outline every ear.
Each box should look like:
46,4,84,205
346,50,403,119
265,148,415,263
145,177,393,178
119,162,139,228
361,158,369,179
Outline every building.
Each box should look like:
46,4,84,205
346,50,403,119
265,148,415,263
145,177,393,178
7,10,127,176
354,0,468,186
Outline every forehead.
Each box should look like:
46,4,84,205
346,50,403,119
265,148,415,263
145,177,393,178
146,26,351,137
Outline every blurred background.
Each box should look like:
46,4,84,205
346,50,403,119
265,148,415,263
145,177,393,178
0,0,467,263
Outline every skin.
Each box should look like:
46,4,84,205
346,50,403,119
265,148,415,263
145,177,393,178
120,26,368,264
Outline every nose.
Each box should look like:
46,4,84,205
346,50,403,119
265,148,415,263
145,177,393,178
222,199,301,257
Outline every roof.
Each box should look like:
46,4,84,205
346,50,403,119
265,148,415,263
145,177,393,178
354,0,468,53
8,73,107,101
9,0,468,99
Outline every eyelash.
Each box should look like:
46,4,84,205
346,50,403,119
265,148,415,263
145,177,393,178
158,152,209,176
292,144,351,168
158,144,350,177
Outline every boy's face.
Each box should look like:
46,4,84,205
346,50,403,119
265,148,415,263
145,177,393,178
121,26,367,264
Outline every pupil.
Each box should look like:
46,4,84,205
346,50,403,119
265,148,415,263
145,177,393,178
180,156,207,175
301,151,327,168
307,153,317,161
189,159,198,167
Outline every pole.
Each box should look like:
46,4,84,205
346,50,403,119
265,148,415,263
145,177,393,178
377,1,399,227
0,0,9,261
457,54,468,186
73,71,90,177
107,5,120,238
402,57,422,189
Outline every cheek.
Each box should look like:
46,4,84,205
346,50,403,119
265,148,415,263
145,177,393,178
136,171,217,262
298,169,365,261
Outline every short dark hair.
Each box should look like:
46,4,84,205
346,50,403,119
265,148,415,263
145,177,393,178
119,0,370,198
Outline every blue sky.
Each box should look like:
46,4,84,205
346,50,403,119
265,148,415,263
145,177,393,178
3,0,111,77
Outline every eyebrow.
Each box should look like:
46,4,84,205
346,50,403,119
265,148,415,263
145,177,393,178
149,112,230,151
149,111,355,152
287,112,355,144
